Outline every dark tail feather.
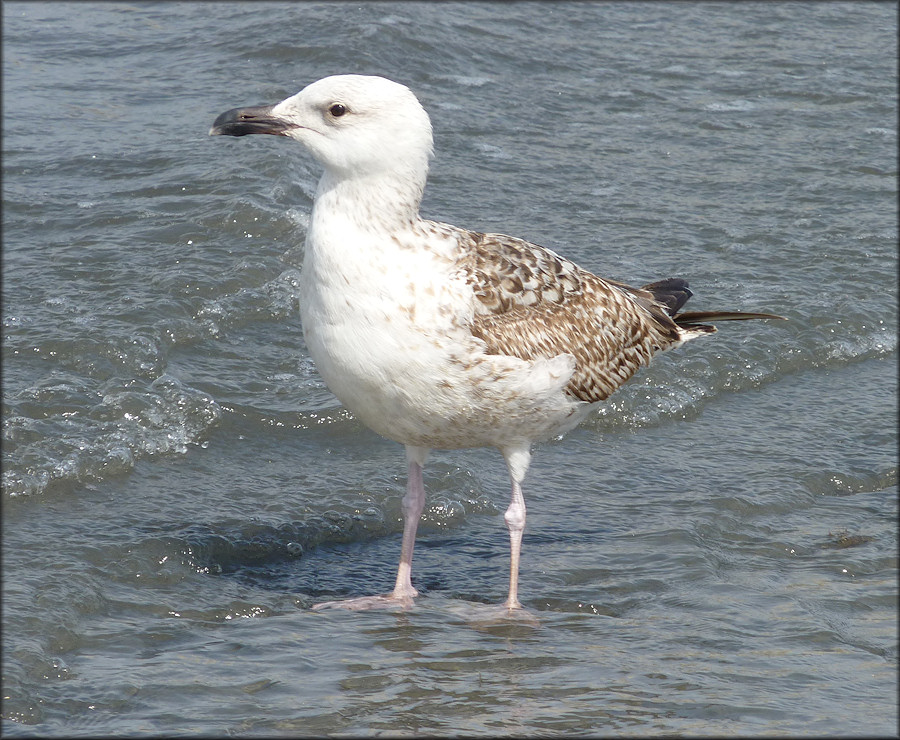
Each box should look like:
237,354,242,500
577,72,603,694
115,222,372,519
641,277,786,332
675,310,787,326
641,278,693,316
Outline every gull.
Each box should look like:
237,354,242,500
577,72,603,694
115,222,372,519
210,74,783,612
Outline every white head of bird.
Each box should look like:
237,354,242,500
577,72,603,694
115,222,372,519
212,75,434,190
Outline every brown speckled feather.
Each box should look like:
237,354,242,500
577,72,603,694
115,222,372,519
454,230,698,403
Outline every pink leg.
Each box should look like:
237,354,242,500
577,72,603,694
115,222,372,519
312,445,429,611
502,445,531,610
390,449,427,600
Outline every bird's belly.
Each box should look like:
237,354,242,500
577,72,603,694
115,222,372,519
300,296,585,450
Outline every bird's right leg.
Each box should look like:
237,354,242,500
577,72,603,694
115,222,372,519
501,444,531,611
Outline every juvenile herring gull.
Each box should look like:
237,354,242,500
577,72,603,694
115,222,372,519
210,74,783,612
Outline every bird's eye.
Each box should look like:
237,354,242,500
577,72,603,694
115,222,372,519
328,103,347,118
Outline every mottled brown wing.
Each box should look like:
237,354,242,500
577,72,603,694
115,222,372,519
456,230,683,402
455,230,584,313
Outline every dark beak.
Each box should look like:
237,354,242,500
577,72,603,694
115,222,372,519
209,104,296,137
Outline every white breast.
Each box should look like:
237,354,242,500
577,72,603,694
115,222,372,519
298,214,585,450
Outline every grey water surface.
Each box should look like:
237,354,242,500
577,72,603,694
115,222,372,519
2,2,897,736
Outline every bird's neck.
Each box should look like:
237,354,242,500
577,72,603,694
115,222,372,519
313,167,427,233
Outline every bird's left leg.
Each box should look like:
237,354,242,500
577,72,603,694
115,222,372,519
312,445,429,611
390,445,428,601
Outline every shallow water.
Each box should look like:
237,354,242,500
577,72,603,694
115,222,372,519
2,1,897,736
